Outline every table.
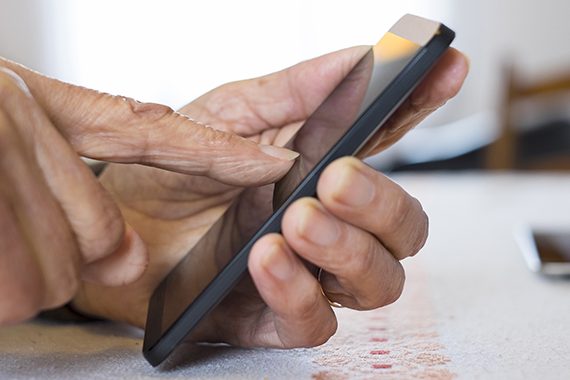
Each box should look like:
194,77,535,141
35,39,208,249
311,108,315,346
1,173,569,379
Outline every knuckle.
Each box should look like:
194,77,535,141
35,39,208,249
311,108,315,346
72,94,177,160
79,205,125,262
292,306,337,347
410,210,429,256
305,317,338,347
381,190,413,235
281,281,339,348
203,125,237,148
291,285,324,323
355,253,406,310
358,278,386,309
346,235,377,279
123,97,174,158
124,97,174,123
381,264,406,307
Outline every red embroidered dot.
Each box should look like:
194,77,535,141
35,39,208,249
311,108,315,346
370,350,390,355
370,337,388,342
372,364,392,369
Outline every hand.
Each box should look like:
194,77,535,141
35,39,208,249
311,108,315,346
0,60,297,325
72,46,468,347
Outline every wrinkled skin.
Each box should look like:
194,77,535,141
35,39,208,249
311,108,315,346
0,57,297,325
72,46,468,348
0,45,467,348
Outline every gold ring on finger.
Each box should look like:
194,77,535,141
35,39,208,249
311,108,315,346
316,267,344,308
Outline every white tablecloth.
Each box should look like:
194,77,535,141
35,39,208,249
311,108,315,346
1,173,569,379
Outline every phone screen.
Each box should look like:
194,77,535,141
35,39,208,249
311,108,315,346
533,232,570,263
144,14,454,366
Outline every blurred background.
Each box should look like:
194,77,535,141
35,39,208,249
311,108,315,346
1,0,569,171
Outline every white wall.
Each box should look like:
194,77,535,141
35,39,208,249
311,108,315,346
1,0,570,129
0,0,48,71
449,0,570,120
1,0,450,109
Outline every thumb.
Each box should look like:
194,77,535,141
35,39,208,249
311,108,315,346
0,58,298,186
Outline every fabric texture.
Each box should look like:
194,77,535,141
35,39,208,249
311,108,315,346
1,173,569,379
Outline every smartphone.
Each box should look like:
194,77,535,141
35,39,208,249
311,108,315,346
517,227,570,275
143,14,455,366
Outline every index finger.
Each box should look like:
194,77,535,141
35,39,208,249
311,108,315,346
0,58,298,187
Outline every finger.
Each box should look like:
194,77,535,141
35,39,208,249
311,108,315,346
358,48,469,157
187,47,467,149
0,104,79,312
282,197,405,310
0,59,297,186
187,46,370,135
0,198,44,324
81,225,148,286
0,69,147,285
248,233,337,348
317,157,428,260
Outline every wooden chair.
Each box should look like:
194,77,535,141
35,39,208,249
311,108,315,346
485,64,570,170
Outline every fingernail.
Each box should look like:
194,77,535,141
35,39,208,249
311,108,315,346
263,243,294,281
335,163,375,207
260,144,300,161
298,203,340,246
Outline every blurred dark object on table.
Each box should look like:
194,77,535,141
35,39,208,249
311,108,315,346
392,64,570,172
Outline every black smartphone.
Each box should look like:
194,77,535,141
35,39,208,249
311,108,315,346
517,227,570,275
143,14,455,366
